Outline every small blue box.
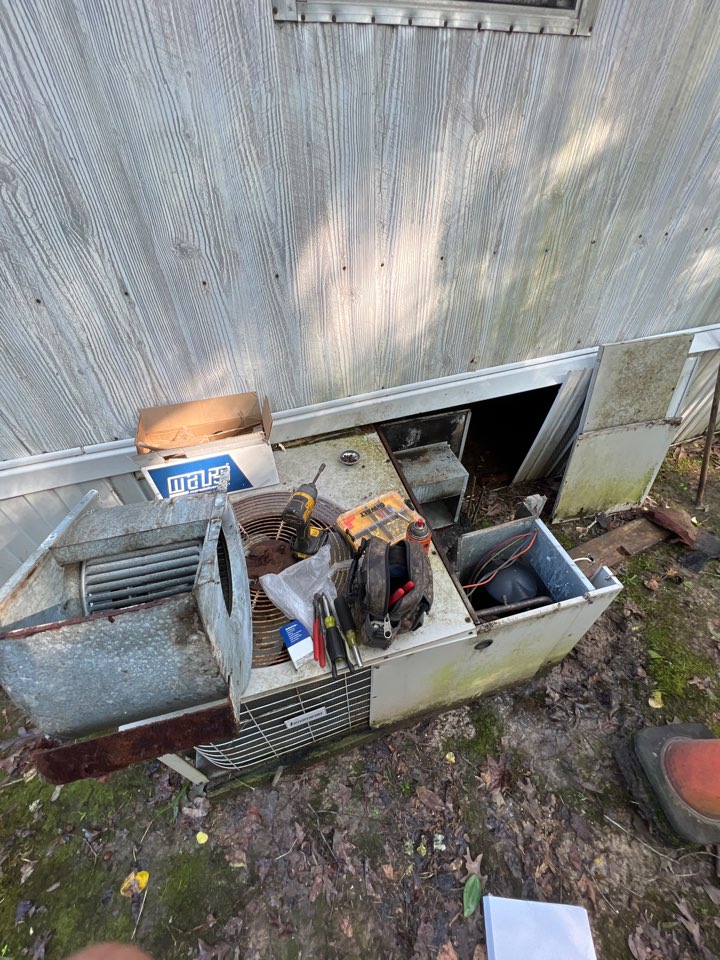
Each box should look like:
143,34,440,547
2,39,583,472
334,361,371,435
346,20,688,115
279,620,314,669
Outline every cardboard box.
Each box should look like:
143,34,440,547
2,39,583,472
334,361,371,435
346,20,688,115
135,392,272,456
279,620,314,669
137,392,278,499
142,436,278,499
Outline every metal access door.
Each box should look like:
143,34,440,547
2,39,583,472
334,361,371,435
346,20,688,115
552,335,693,519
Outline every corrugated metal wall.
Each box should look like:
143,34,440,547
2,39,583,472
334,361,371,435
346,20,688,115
675,351,720,443
0,475,149,584
0,0,719,459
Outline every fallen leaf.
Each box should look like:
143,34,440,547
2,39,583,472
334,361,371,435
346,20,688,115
381,864,395,880
20,860,37,884
648,691,664,709
463,848,485,881
676,899,703,950
416,785,445,812
463,874,482,918
50,785,62,802
339,917,353,938
438,941,460,960
120,869,149,897
703,883,720,907
196,831,209,845
472,947,488,960
643,576,661,591
46,882,60,893
182,796,210,819
570,811,593,843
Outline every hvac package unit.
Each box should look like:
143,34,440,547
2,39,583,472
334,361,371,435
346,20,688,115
0,431,621,782
193,431,621,780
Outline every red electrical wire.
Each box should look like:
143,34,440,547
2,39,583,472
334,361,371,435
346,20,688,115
462,530,538,590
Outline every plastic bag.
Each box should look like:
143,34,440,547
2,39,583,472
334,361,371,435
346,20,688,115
259,544,336,632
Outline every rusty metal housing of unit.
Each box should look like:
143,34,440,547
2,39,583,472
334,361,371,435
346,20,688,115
0,485,252,738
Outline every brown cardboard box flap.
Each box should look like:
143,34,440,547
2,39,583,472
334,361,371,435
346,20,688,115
136,392,272,454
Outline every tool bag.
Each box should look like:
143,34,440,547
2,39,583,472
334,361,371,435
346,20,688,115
350,536,433,650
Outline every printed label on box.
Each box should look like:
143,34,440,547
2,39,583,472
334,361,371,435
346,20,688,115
142,443,278,499
279,619,314,669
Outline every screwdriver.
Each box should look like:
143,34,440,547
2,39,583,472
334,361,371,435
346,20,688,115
334,597,363,668
321,594,354,677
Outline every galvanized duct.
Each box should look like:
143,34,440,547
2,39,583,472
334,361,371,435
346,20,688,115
81,540,201,614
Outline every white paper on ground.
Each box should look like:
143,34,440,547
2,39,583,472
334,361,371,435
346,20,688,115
483,894,597,960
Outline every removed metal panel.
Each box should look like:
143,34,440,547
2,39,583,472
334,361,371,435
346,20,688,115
581,336,693,432
33,702,236,785
513,368,592,483
553,420,679,519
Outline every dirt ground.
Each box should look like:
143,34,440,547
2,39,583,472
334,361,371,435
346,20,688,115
1,439,719,960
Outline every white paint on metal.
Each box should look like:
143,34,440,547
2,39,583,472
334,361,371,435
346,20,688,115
553,419,680,518
370,578,621,726
513,368,592,482
580,335,693,432
2,325,720,502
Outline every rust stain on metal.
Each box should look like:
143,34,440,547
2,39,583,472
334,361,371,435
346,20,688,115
0,594,180,641
245,538,294,579
32,702,237,784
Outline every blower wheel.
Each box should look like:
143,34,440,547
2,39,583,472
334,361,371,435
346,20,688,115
232,492,353,667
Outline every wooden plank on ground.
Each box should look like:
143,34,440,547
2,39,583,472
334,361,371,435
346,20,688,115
568,518,669,577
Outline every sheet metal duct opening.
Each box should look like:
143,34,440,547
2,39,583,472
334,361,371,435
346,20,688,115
463,387,561,483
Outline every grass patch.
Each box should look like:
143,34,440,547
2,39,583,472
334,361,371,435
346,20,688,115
621,552,719,733
448,702,504,764
0,767,151,958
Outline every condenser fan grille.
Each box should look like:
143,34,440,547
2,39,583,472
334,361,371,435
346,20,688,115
232,492,352,667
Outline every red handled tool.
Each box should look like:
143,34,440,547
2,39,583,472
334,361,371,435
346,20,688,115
389,580,414,608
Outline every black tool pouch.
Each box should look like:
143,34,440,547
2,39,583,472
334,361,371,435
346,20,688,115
352,536,433,650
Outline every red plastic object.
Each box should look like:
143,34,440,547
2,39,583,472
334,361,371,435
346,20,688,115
389,581,415,608
662,737,720,818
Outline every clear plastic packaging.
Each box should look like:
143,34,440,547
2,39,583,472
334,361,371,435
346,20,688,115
259,545,337,633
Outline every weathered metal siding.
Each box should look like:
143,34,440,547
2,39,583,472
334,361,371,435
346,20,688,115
0,0,718,458
0,476,149,584
674,351,720,443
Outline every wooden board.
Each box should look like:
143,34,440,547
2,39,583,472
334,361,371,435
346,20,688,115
568,518,668,577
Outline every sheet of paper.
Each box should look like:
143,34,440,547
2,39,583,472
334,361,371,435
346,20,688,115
483,895,597,960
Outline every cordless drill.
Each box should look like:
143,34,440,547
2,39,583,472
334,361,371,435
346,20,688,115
281,464,329,559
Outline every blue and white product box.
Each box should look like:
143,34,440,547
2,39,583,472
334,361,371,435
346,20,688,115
279,620,314,669
142,435,278,500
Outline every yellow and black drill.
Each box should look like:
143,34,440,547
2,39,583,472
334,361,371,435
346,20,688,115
281,463,329,559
